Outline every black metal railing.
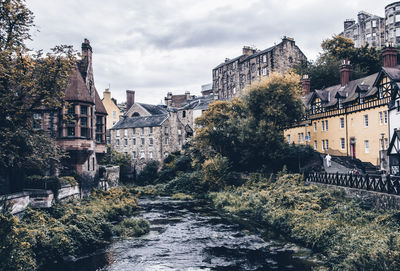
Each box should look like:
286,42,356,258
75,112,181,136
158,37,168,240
306,172,400,195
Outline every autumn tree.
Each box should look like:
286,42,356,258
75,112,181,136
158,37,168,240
0,0,76,192
194,72,304,172
294,35,381,90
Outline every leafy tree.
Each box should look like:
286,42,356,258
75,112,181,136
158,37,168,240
0,0,76,192
294,35,381,90
136,160,160,185
195,72,304,172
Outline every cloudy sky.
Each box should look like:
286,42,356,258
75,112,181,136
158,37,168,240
26,0,394,104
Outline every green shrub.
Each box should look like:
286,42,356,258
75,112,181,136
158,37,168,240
113,218,150,237
164,171,204,194
136,160,160,185
201,155,239,191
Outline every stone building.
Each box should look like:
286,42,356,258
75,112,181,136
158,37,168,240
343,11,385,48
110,92,188,167
35,39,107,178
212,37,307,100
284,46,400,171
343,1,400,48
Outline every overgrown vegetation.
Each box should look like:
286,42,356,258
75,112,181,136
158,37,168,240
0,187,149,271
210,174,400,270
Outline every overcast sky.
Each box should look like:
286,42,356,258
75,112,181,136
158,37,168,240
26,0,395,104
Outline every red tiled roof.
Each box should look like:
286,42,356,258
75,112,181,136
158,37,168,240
64,65,93,104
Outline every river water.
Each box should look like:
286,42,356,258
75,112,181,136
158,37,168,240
56,197,317,271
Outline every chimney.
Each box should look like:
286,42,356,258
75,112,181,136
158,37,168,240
301,75,311,95
103,88,111,100
164,92,173,107
185,91,191,100
340,59,352,86
126,90,135,111
242,46,255,56
382,44,398,68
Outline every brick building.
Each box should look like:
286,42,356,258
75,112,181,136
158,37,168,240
212,37,307,99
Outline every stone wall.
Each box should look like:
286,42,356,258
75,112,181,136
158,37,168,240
310,182,400,209
0,192,30,214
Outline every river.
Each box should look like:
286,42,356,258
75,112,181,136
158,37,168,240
54,196,317,271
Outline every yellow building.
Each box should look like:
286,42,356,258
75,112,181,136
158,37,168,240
102,88,122,130
285,47,399,168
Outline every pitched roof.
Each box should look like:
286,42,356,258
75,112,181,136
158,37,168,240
111,114,168,130
64,66,93,104
137,103,168,115
94,89,107,114
382,66,400,81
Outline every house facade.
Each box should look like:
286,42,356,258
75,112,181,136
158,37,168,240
285,46,400,169
212,37,307,100
34,39,107,178
102,88,122,129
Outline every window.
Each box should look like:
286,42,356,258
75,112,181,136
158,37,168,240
141,138,145,146
325,120,328,131
385,138,389,149
257,68,260,76
132,128,136,134
384,111,388,124
149,151,153,159
68,105,75,115
325,140,329,150
314,140,317,150
141,127,145,135
364,115,368,127
67,127,75,137
116,139,120,146
178,129,182,135
338,98,343,109
140,151,145,159
149,127,153,134
397,28,400,37
133,138,136,145
178,138,182,145
390,16,394,24
165,127,169,134
165,137,168,145
366,21,371,29
341,138,345,150
262,55,267,63
322,140,325,151
380,138,385,150
116,130,120,137
80,106,87,115
379,112,383,124
365,140,370,153
149,138,153,145
112,111,116,118
322,121,325,131
124,129,128,137
314,122,317,131
396,14,400,23
182,111,186,118
372,20,377,28
33,113,42,130
80,117,88,138
132,151,136,159
340,117,344,129
360,97,364,104
287,135,291,143
262,67,267,76
298,133,301,143
124,138,128,145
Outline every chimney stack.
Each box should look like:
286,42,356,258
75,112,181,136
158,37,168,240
126,90,135,111
301,75,311,95
103,88,111,100
383,43,398,68
242,46,255,56
340,59,352,86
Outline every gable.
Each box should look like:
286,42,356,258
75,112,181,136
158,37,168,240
125,103,152,117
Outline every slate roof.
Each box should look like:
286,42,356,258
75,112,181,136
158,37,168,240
307,73,379,108
382,66,400,81
137,103,168,115
95,89,107,114
111,114,168,130
64,66,93,104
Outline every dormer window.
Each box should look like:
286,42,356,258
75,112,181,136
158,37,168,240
360,97,364,104
338,98,343,109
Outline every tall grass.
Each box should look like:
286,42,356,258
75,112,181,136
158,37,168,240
210,174,400,270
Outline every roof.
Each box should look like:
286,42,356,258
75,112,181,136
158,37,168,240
94,89,107,114
382,66,400,81
137,103,168,115
307,73,379,108
111,114,168,130
64,66,93,104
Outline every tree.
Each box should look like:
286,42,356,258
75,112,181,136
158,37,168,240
294,35,381,90
0,0,76,192
194,72,304,172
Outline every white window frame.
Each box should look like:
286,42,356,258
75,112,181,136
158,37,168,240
365,140,370,153
340,117,344,129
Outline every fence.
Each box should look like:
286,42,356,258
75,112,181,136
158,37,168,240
306,172,400,195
